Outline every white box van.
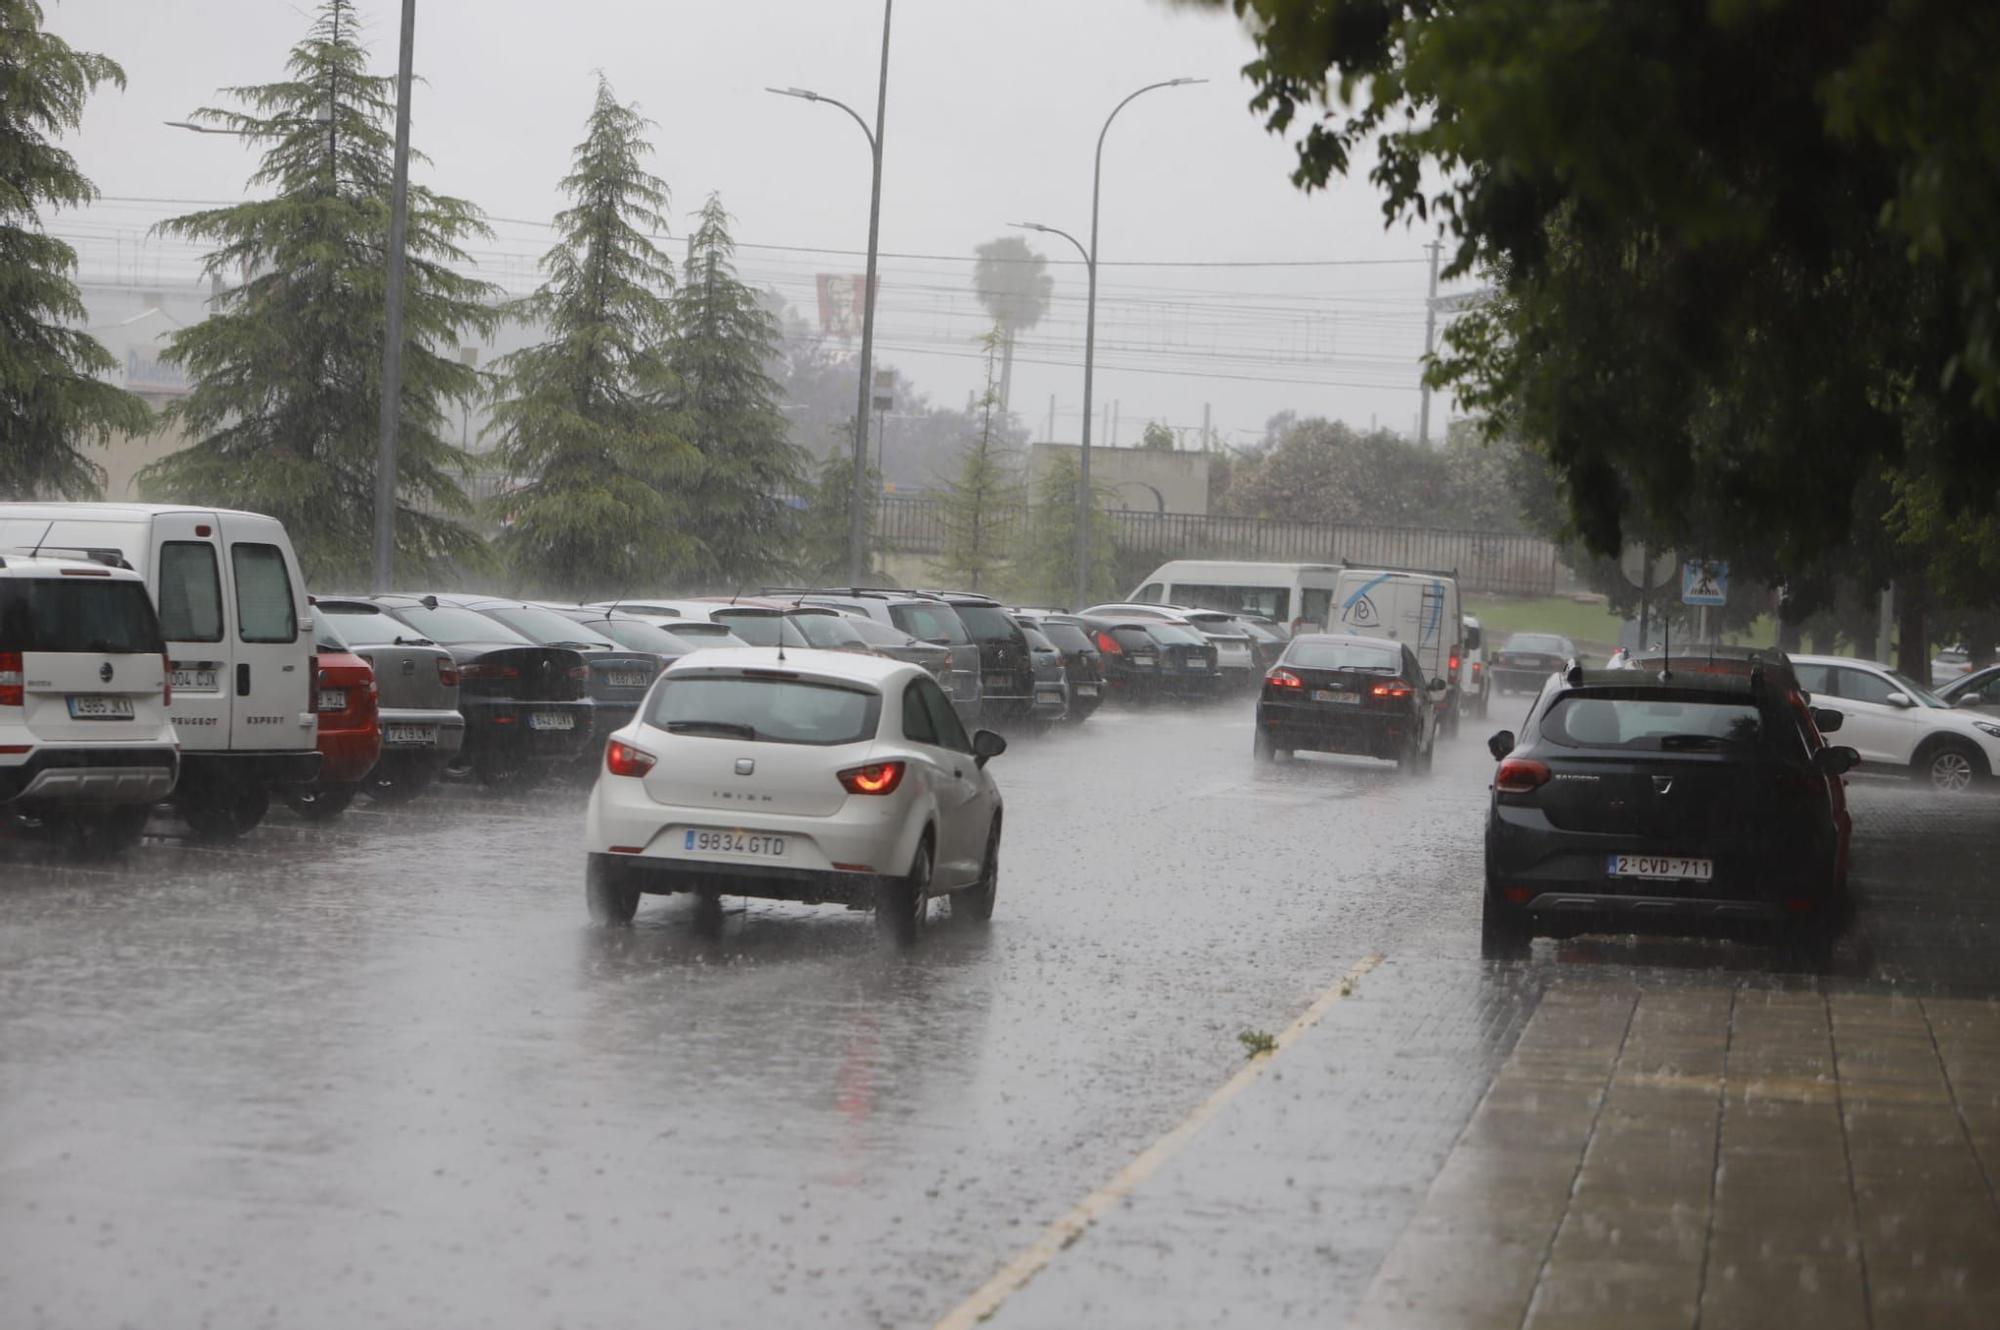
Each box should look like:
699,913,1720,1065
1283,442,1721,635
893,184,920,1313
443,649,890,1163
1128,561,1343,630
0,504,320,838
1329,567,1464,722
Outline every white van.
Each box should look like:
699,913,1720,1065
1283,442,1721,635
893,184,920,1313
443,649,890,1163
0,504,320,838
1128,561,1342,630
1329,567,1464,722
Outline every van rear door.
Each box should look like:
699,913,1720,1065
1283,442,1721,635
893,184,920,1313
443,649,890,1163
148,511,233,750
216,516,313,752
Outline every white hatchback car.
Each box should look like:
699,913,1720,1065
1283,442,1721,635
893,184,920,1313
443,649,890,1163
583,649,1006,938
1792,654,2000,792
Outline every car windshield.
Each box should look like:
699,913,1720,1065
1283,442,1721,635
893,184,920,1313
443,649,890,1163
647,674,880,745
1286,641,1403,672
584,618,693,655
714,612,809,648
1505,634,1571,654
844,618,915,647
1040,622,1095,654
0,577,164,654
1541,694,1767,750
381,603,536,646
789,613,867,649
477,605,621,650
951,604,1019,643
888,602,970,645
319,604,435,646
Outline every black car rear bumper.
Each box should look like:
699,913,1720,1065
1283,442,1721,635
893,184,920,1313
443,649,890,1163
461,700,595,764
1258,699,1414,757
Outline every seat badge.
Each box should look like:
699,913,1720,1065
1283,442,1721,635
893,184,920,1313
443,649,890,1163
735,758,756,776
99,662,114,683
1653,776,1674,795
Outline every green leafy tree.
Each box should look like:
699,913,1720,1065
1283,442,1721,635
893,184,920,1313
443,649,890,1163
796,444,876,584
935,328,1024,591
1017,450,1116,609
971,235,1053,420
1140,421,1176,452
0,2,149,498
665,193,803,586
141,0,495,584
487,76,692,597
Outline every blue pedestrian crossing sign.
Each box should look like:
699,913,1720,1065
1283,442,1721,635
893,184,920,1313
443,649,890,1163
1682,559,1728,607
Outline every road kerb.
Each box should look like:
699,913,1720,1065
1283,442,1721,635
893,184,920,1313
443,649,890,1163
930,951,1388,1330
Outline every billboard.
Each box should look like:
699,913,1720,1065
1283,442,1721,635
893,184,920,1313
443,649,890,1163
816,273,875,338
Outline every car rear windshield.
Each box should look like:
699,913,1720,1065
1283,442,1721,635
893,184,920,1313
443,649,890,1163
647,675,881,746
884,603,966,645
1287,641,1402,672
0,577,164,654
1505,634,1569,655
844,618,912,646
587,619,692,655
665,621,743,643
950,604,1019,644
790,613,867,649
478,605,621,650
319,605,435,646
713,612,809,648
1040,622,1094,654
1541,694,1767,750
1145,623,1209,647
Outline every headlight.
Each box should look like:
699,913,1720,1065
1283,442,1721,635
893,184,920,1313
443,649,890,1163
1975,721,2000,740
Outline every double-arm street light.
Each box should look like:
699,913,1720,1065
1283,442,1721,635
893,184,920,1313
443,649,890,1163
1012,76,1203,611
768,0,893,585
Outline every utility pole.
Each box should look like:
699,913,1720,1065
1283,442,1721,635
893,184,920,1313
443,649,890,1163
1418,238,1442,449
1047,394,1056,443
1201,402,1211,450
371,0,416,593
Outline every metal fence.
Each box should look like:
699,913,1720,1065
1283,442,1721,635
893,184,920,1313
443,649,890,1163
876,495,1560,597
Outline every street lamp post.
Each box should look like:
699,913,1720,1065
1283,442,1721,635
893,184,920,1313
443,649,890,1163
767,0,893,586
372,0,417,593
1013,76,1202,610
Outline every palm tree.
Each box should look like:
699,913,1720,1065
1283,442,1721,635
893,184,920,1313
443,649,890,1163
971,235,1053,426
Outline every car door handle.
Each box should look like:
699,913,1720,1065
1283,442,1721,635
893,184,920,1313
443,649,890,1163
236,663,251,696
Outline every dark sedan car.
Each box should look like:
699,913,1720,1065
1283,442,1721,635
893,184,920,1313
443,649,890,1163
933,591,1038,720
450,597,660,755
1490,632,1583,695
1012,612,1105,722
1077,615,1222,703
1016,619,1071,722
1481,665,1856,961
321,595,594,786
1254,633,1444,770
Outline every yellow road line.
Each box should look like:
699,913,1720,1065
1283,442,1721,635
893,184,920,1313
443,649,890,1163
931,951,1388,1330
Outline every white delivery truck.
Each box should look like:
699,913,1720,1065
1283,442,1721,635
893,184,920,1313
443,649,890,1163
1329,566,1465,731
1128,560,1342,630
0,504,321,838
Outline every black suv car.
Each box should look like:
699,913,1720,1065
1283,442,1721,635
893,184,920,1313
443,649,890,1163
929,591,1036,720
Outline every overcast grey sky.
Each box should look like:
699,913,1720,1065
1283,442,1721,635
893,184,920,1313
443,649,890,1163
47,0,1464,448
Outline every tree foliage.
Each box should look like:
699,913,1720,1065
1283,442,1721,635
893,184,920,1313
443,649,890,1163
935,328,1024,591
971,234,1052,420
1221,416,1526,532
665,193,802,587
795,446,875,584
0,1,149,498
1016,450,1117,609
142,0,496,584
489,76,692,598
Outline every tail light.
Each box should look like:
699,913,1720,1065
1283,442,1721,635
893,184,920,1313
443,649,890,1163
1370,682,1413,699
1,651,22,707
437,657,459,687
1095,631,1123,655
1494,758,1552,794
1266,669,1303,690
459,662,519,681
161,650,173,707
1471,661,1483,679
605,739,656,777
838,760,906,795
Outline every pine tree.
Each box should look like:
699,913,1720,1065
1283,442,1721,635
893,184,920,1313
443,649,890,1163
935,328,1022,592
0,1,149,498
665,193,803,585
797,445,876,583
488,76,693,597
141,0,497,584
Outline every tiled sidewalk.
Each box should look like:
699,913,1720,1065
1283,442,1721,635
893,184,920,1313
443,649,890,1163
1349,986,2000,1330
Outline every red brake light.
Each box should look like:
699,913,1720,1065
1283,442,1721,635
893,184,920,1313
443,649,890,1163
838,760,906,795
569,664,591,681
1266,668,1303,689
1370,682,1413,698
459,662,519,681
0,651,21,707
1495,759,1552,794
436,657,458,687
1449,654,1462,674
1471,661,1483,679
1095,631,1123,656
605,739,656,777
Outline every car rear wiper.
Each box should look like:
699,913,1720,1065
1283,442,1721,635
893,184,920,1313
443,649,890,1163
1658,733,1727,750
665,720,757,739
392,635,436,647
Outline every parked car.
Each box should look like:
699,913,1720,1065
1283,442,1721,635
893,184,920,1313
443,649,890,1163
1011,611,1105,722
1481,664,1856,961
446,597,661,755
1015,620,1071,722
0,552,179,856
582,648,1007,942
1790,654,2000,792
1233,615,1290,673
784,608,881,656
540,606,703,664
1937,664,2000,711
305,601,465,804
1253,633,1444,771
1461,615,1490,719
1076,614,1223,703
1081,602,1259,689
835,615,954,683
1931,646,1975,689
582,597,812,648
0,503,322,839
319,595,593,786
1490,633,1582,695
769,589,985,725
284,617,380,821
926,591,1038,721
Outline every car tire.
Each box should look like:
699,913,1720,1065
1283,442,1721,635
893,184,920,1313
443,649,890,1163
179,779,270,842
951,824,1000,924
1915,738,1986,793
876,838,932,944
1480,892,1532,960
282,782,357,822
43,804,150,859
1777,917,1835,971
1254,729,1277,763
362,753,438,805
585,855,641,925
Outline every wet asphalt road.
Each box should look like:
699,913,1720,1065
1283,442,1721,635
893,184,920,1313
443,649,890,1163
2,699,1995,1329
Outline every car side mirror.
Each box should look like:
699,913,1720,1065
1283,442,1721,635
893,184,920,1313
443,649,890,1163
1487,730,1516,761
1816,746,1860,776
1429,678,1449,692
972,729,1007,767
1810,707,1844,734
1954,693,1985,709
1885,692,1914,708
